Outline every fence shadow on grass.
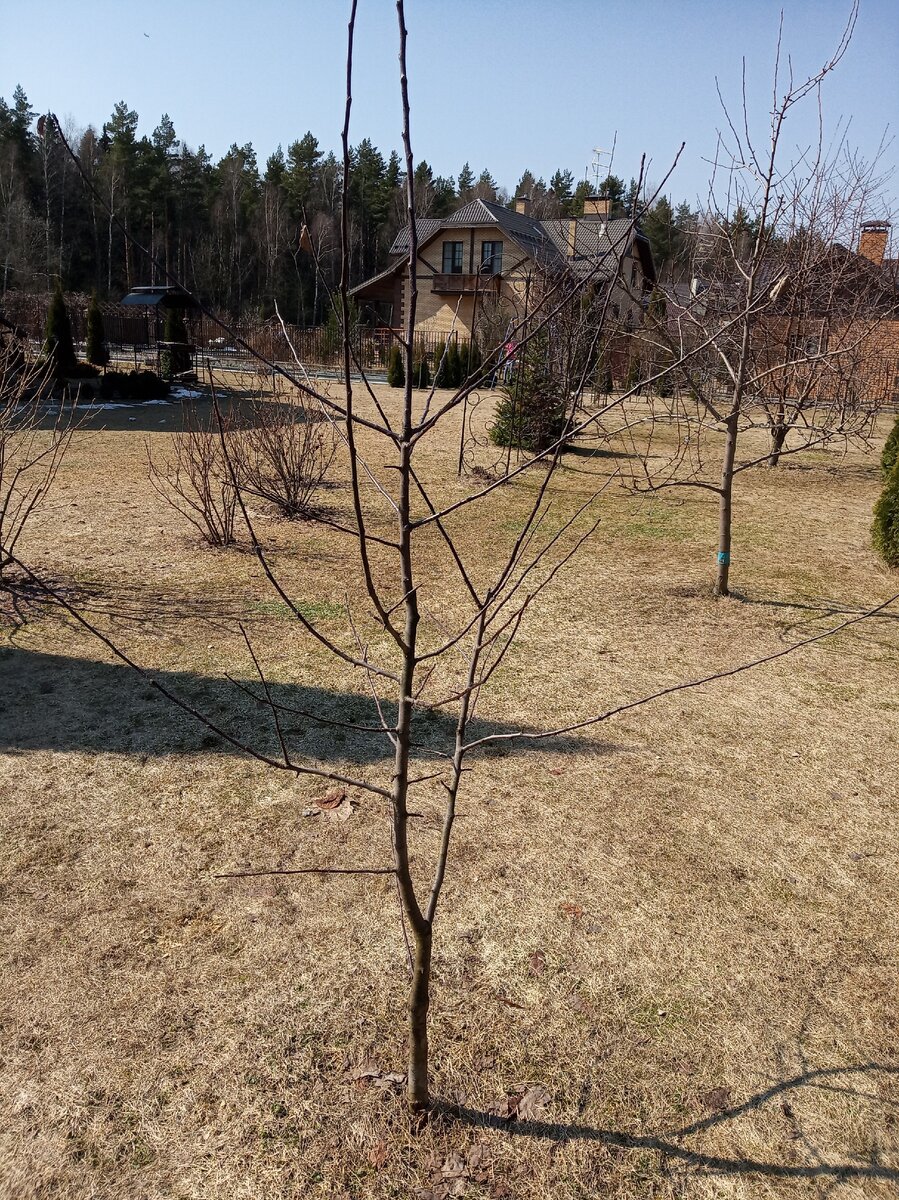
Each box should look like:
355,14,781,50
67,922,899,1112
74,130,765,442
444,1062,899,1184
0,645,619,764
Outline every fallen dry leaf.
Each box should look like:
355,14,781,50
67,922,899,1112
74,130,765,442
516,1084,551,1120
529,950,546,976
314,788,346,810
332,796,356,822
700,1086,732,1112
559,901,584,919
347,1057,381,1081
424,1143,492,1197
486,1092,521,1120
487,1084,550,1122
367,1140,390,1168
346,1058,406,1090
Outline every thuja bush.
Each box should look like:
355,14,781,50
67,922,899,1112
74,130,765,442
412,343,430,389
873,457,899,568
444,340,462,387
432,338,448,387
161,307,191,380
881,414,899,480
44,283,77,382
85,292,109,367
387,343,405,388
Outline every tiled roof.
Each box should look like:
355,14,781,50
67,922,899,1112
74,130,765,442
388,219,442,256
374,204,650,290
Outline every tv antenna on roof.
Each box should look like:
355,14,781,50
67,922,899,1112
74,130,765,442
590,144,614,190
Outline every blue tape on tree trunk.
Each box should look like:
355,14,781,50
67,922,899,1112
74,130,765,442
717,551,731,565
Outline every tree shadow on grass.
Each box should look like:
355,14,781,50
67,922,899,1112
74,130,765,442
444,1063,899,1183
736,593,899,625
565,442,639,461
0,645,619,764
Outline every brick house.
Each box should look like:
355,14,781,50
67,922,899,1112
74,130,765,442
351,195,656,341
760,221,899,406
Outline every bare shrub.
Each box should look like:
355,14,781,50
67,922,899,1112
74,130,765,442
148,404,238,547
0,331,70,589
232,384,337,519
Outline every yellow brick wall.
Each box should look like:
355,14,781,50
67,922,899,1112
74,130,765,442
401,231,532,336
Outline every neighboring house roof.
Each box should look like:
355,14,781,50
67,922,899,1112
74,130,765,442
120,286,198,308
359,201,654,299
389,219,442,257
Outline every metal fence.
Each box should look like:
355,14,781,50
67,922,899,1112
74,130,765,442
0,290,468,375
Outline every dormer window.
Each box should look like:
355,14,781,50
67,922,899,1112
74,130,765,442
442,241,464,274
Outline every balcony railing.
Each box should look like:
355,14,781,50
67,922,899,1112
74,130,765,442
432,272,501,295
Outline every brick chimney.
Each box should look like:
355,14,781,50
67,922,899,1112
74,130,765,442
858,220,890,266
514,194,531,216
582,195,610,218
567,218,578,258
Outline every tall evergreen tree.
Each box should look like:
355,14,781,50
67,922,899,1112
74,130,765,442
44,282,76,379
85,291,108,366
457,162,475,203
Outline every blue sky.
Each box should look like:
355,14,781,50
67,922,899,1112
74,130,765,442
2,0,896,207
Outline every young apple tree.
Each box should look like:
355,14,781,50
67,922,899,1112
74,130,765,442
615,1,894,596
19,1,899,1119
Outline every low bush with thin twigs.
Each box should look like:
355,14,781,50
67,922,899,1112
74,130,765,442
231,386,337,520
147,404,239,547
0,335,73,592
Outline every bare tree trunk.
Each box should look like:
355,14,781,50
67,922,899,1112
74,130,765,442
407,924,432,1107
767,422,788,467
715,410,738,596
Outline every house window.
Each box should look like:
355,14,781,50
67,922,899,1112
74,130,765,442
788,333,825,359
480,241,503,275
442,241,464,274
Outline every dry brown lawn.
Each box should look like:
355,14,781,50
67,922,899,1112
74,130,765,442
1,378,897,1199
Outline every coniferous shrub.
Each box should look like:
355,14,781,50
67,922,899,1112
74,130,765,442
445,340,461,388
433,338,448,387
413,343,431,389
490,330,569,452
881,414,899,480
594,354,614,395
467,339,482,379
85,292,109,367
872,457,899,568
161,307,191,380
387,343,405,388
44,283,77,381
624,352,643,393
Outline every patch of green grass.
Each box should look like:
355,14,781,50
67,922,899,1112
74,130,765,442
621,504,679,541
251,597,345,622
